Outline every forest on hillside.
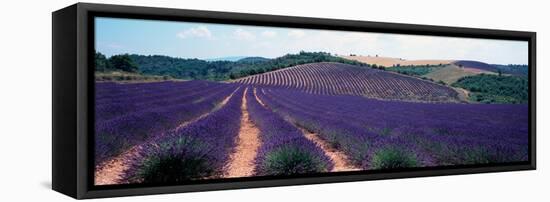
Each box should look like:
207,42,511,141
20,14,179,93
94,51,368,81
452,74,528,104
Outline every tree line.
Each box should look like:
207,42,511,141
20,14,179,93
95,53,139,73
95,51,369,81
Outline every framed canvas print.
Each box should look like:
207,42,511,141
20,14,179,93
52,3,536,199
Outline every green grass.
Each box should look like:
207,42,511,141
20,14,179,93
423,65,479,85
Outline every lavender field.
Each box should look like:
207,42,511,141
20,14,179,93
94,63,528,185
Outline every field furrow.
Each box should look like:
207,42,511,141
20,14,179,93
246,87,334,175
94,87,242,185
122,87,245,184
224,87,262,178
95,82,239,166
234,62,460,102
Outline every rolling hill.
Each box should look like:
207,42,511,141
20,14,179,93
343,56,506,74
236,57,271,63
423,64,486,85
204,56,248,62
452,60,500,73
492,64,529,76
95,52,366,81
234,62,460,102
341,55,453,67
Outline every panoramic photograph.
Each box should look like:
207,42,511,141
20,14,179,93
93,17,529,185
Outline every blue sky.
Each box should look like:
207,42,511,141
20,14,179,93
96,17,528,65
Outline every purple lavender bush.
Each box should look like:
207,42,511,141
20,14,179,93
256,87,528,169
95,82,237,167
246,88,333,175
256,88,374,167
95,80,221,121
123,87,245,183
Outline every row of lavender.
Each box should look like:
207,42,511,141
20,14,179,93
95,81,238,167
96,81,196,101
245,88,333,175
124,87,245,183
236,62,459,102
257,87,528,169
95,80,528,183
96,80,223,121
121,87,334,183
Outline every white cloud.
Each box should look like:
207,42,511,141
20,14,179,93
386,34,528,63
177,26,212,39
174,25,526,64
272,30,381,57
288,30,306,38
233,28,256,41
261,30,277,38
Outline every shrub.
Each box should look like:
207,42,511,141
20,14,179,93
260,145,330,176
125,137,215,183
370,147,418,169
460,147,491,164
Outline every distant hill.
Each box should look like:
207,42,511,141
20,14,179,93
204,56,248,62
343,56,521,76
235,62,460,103
237,57,271,63
342,55,453,67
492,64,529,76
452,60,499,73
423,64,487,85
94,52,367,81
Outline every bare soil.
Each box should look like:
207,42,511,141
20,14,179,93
453,87,472,103
94,146,140,185
300,128,360,172
224,88,262,178
253,88,267,107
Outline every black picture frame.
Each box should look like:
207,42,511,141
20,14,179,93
52,2,536,199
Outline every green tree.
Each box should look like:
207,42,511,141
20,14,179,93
452,74,528,104
95,52,109,71
109,54,138,72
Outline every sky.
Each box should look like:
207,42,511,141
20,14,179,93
95,17,528,65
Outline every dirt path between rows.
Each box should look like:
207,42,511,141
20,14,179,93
300,129,360,172
253,88,267,107
94,89,239,185
224,87,261,178
94,145,140,185
253,88,359,172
